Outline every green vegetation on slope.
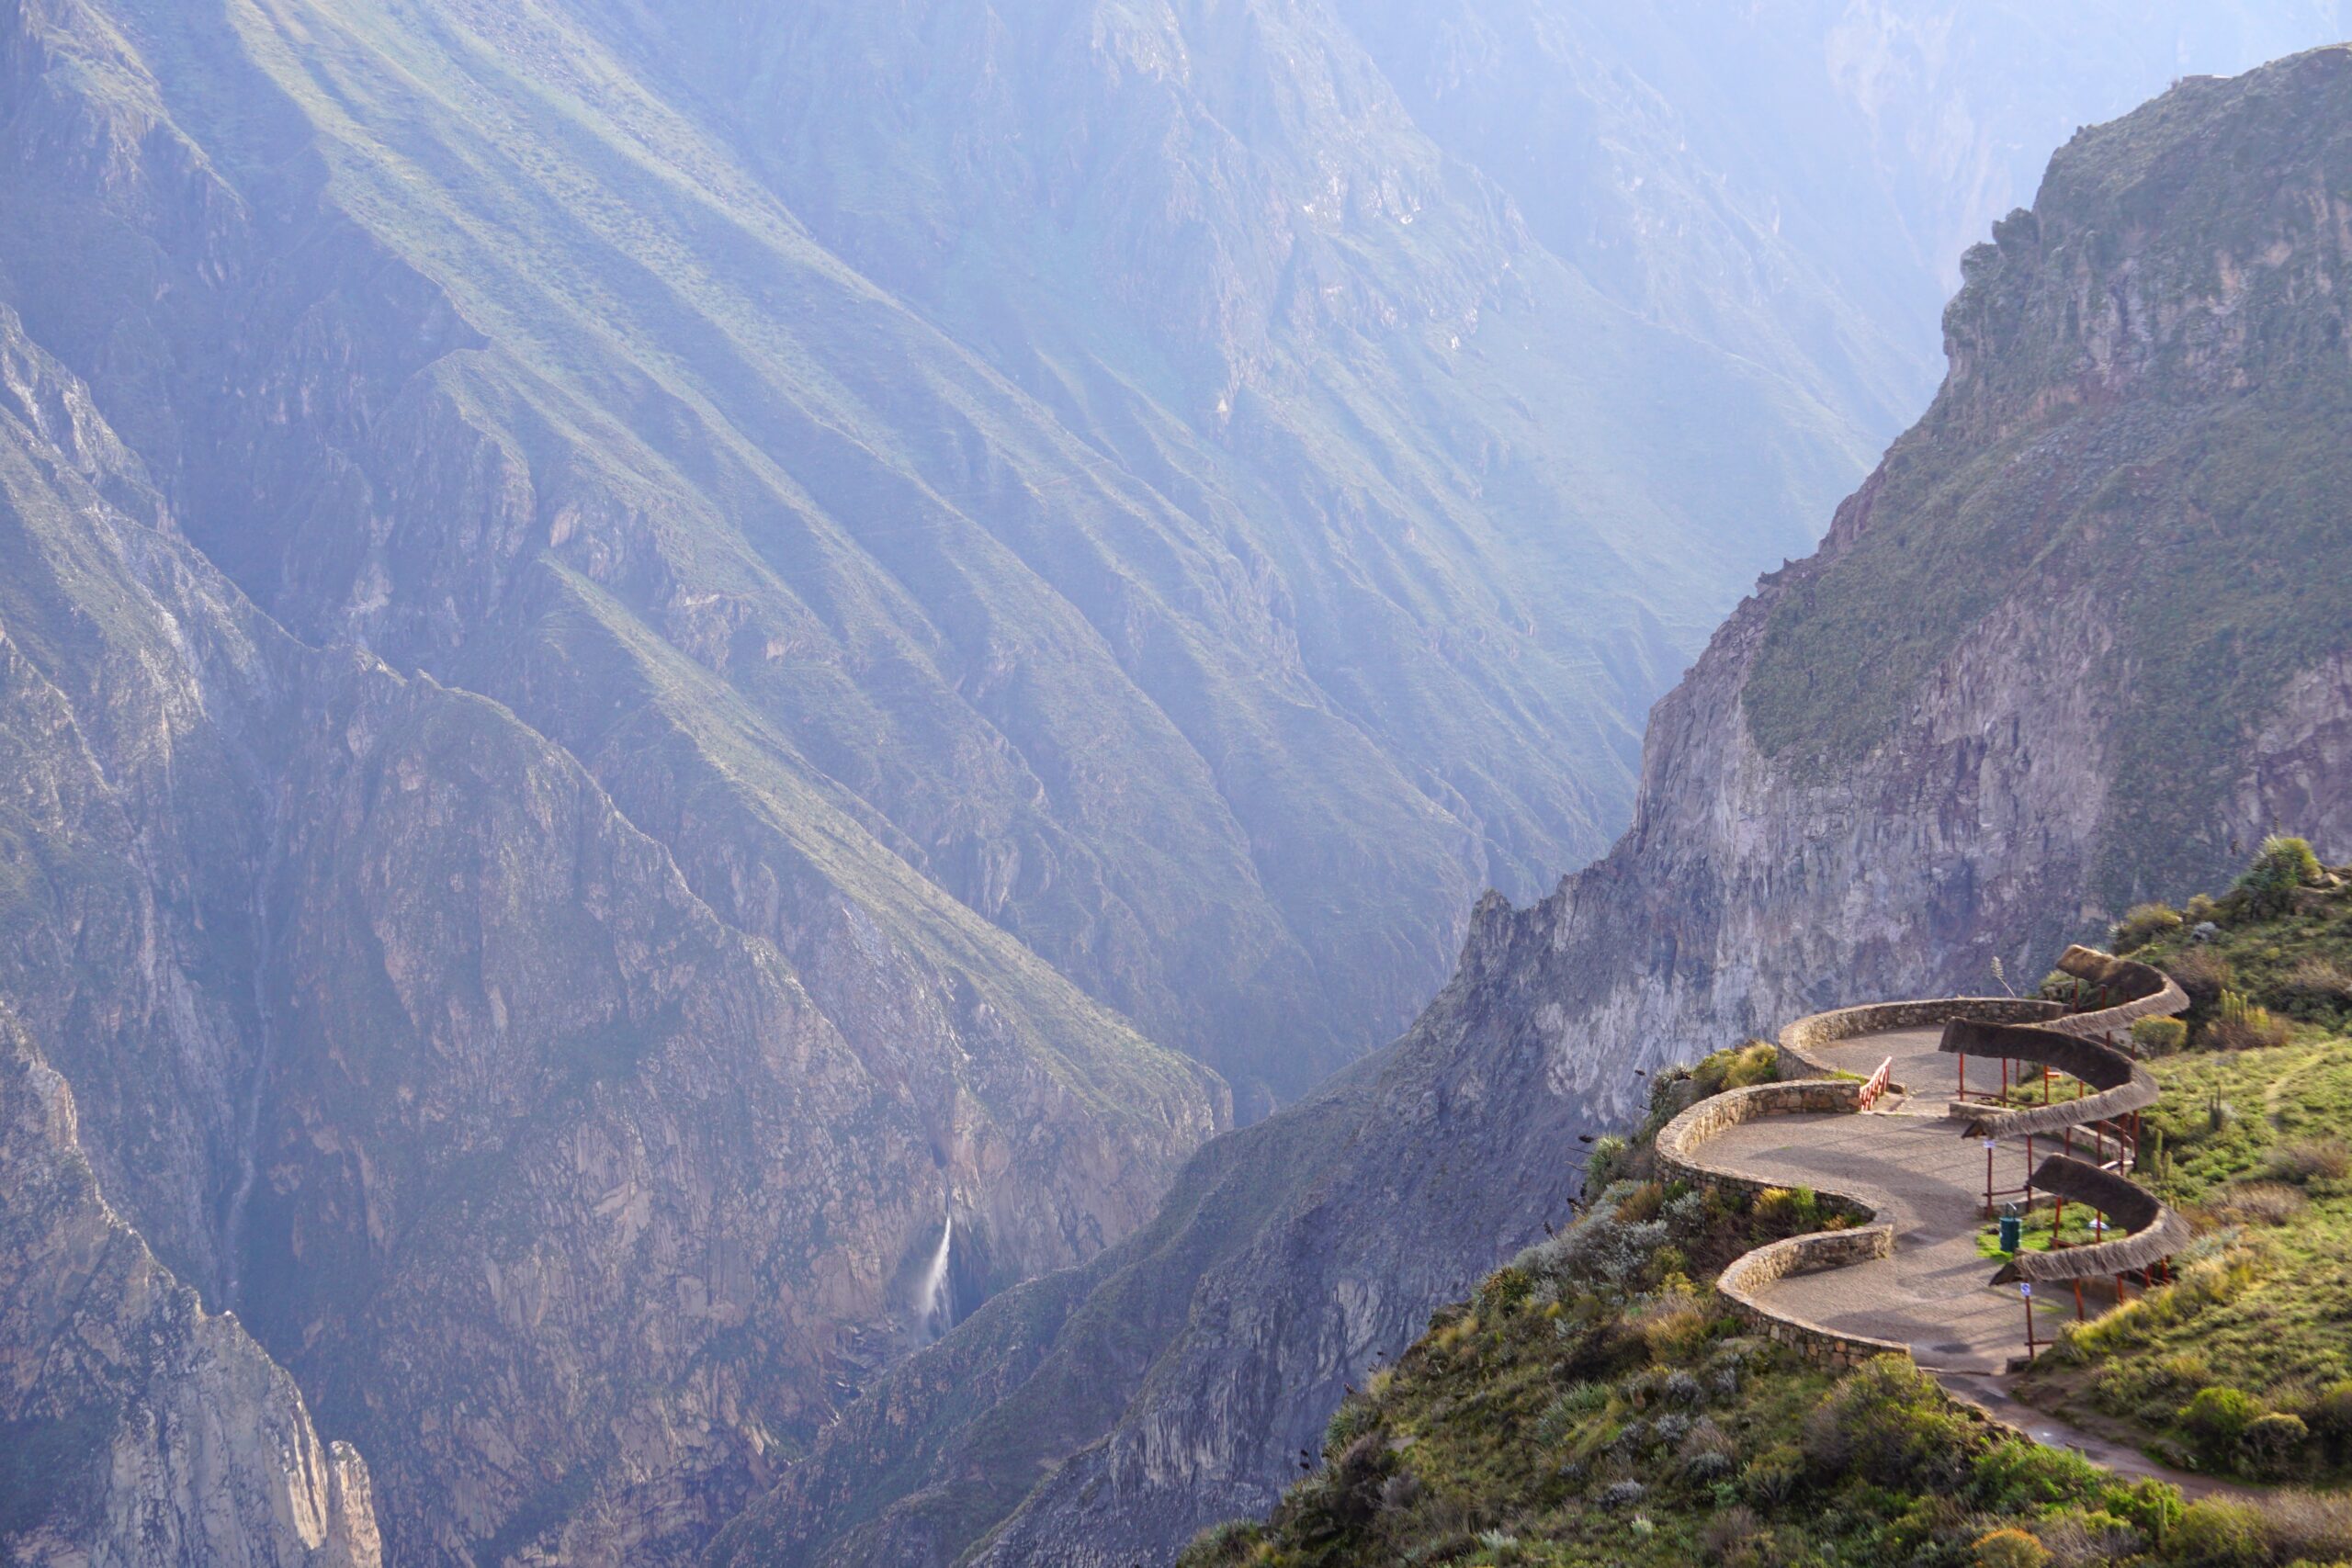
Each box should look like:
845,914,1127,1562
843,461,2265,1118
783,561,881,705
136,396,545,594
1740,51,2352,913
2018,842,2352,1485
1170,1047,2349,1568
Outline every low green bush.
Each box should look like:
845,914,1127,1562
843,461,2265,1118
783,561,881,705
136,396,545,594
2309,1381,2352,1460
2116,902,2186,951
2243,1410,2309,1476
2132,1016,2189,1055
2166,1497,2266,1566
2180,1385,2264,1464
1801,1356,1973,1490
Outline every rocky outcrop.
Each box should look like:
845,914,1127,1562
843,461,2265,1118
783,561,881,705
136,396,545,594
713,50,2352,1566
0,1009,379,1566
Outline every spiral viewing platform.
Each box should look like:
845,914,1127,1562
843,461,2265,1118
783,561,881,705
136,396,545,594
1657,947,2192,1372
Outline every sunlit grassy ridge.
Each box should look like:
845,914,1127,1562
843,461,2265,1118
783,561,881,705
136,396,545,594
1170,1046,2352,1568
2018,845,2352,1484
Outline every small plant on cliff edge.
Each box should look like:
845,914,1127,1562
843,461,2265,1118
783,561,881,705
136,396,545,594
2235,834,2324,919
2114,902,2184,951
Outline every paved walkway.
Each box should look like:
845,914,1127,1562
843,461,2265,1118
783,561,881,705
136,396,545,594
1701,1026,2067,1373
1695,1022,2251,1498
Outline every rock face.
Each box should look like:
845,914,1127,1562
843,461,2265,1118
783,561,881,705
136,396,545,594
711,48,2352,1567
0,1009,380,1567
0,280,1216,1562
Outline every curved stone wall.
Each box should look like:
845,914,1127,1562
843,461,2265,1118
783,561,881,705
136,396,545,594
1668,967,2189,1367
1718,1230,1909,1369
1775,997,2063,1080
1655,1077,1899,1367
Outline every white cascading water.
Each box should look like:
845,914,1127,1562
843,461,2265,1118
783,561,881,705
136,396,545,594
917,1214,956,1342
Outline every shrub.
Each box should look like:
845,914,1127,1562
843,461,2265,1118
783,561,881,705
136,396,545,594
1753,1186,1821,1234
2168,1498,2266,1566
2184,893,2219,923
1739,1443,1804,1507
2037,1510,2146,1566
2211,1180,2308,1226
1689,1042,1781,1099
1323,1394,1381,1455
2252,1487,2352,1561
1803,1357,1975,1489
2307,1380,2352,1459
2210,989,2289,1052
2243,1411,2309,1476
2132,1016,2189,1055
2278,957,2352,1015
1477,1268,1533,1316
2236,835,2324,918
1581,1133,1630,1196
2180,1386,2265,1464
1600,1479,1646,1508
1972,1529,2052,1568
2267,1135,2351,1184
1174,1519,1266,1568
1700,1504,1760,1564
1634,1299,1713,1363
2114,903,2185,951
2164,950,2234,1007
1272,1431,1391,1541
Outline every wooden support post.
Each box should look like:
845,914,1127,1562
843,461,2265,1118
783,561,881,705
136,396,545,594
1984,1138,1996,1218
2055,1125,2070,1244
2074,1280,2085,1320
2023,1284,2038,1361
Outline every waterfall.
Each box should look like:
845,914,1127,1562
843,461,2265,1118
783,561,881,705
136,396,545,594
917,1214,956,1342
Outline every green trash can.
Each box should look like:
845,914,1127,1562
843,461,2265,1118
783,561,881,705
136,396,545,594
1999,1213,2023,1254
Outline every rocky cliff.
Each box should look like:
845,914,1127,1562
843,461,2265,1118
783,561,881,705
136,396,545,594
0,283,1216,1562
711,47,2352,1567
0,1008,380,1567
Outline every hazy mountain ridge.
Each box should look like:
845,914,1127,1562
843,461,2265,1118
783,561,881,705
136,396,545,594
6,2,2352,1562
711,46,2352,1567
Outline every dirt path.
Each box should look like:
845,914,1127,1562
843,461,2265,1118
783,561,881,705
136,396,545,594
1934,1372,2262,1501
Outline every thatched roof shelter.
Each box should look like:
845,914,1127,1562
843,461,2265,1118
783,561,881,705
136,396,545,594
1992,1156,2194,1284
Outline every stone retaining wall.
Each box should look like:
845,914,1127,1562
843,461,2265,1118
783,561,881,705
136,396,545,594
1656,1077,1905,1367
1656,1079,1864,1194
1776,998,2063,1079
1718,1228,1910,1370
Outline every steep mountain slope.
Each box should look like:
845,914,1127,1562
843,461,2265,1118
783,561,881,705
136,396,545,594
0,289,1216,1563
0,0,1871,1116
712,46,2352,1567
